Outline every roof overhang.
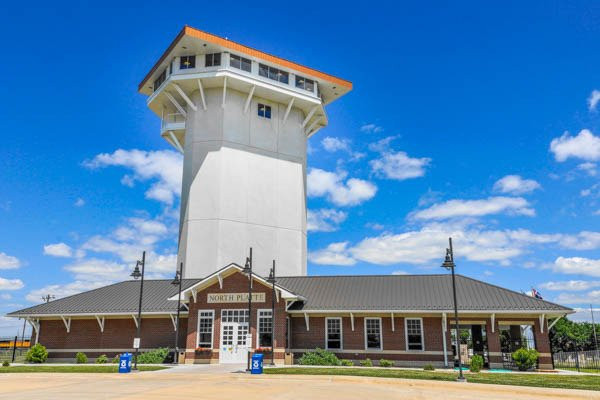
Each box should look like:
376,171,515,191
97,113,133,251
286,309,574,316
6,311,189,319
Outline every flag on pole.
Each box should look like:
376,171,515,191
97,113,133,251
531,288,543,299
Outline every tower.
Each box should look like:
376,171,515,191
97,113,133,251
139,26,352,278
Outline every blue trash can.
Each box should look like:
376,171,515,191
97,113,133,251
251,353,264,374
118,353,132,373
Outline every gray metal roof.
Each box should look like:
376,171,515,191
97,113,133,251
7,279,200,316
277,274,572,313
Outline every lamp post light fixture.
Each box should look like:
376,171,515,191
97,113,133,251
441,238,466,382
266,260,276,366
242,248,253,372
130,251,146,371
171,262,184,364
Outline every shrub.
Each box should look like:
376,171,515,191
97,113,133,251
2,361,9,367
112,355,120,364
75,352,88,364
340,359,354,366
512,348,539,371
379,359,394,367
298,348,341,366
95,354,108,364
136,348,169,364
469,355,484,372
25,343,48,363
359,358,373,367
423,363,435,371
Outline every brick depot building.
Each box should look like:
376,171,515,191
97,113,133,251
8,264,572,369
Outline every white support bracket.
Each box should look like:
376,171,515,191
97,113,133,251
442,312,447,332
222,77,227,108
191,288,197,303
282,98,294,126
217,273,223,289
548,316,563,331
27,318,40,344
304,118,320,136
164,91,187,118
172,83,197,112
170,314,177,331
441,313,448,367
391,312,395,332
60,316,71,333
302,105,318,128
131,314,139,329
244,85,255,114
95,315,105,333
275,289,280,303
304,313,310,331
350,313,355,332
539,314,545,333
490,313,495,333
168,131,184,154
197,79,207,110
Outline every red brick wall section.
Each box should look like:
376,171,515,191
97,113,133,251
185,271,287,362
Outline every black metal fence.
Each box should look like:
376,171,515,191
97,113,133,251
553,350,600,372
500,338,537,370
0,336,31,363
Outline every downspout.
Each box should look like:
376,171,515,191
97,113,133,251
441,312,448,367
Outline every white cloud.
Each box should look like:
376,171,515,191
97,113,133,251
0,277,24,290
568,307,600,322
412,196,535,220
588,90,600,112
0,252,21,270
43,242,73,258
307,168,377,207
365,222,384,231
83,149,183,205
552,257,600,278
578,162,597,176
493,175,541,195
370,151,431,180
550,129,600,162
554,290,600,305
308,242,356,266
0,293,11,300
368,136,397,153
64,258,128,281
74,198,85,207
322,137,350,152
559,231,600,250
539,280,600,291
360,124,383,134
25,281,108,303
392,270,408,275
307,209,348,232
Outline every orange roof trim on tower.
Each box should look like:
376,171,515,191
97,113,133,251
138,26,353,92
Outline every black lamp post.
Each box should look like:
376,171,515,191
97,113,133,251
441,238,466,382
171,262,183,364
242,248,253,372
130,251,146,371
266,260,276,366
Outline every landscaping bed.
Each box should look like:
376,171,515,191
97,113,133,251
0,365,167,373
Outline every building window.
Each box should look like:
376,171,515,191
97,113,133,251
258,310,273,348
295,75,315,92
259,63,289,84
197,310,214,348
258,103,271,119
230,53,251,72
180,55,196,70
405,318,424,351
153,69,166,92
326,318,342,350
205,53,221,67
365,318,382,350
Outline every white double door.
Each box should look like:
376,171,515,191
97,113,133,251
219,309,250,364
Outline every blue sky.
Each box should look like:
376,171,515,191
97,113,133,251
1,1,600,335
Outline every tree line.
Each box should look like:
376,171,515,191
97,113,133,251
550,318,599,352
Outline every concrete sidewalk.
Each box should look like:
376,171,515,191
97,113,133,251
1,369,599,400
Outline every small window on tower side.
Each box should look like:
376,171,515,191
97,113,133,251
180,55,196,69
258,104,271,119
205,53,221,67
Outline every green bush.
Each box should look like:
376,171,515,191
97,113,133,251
512,348,539,371
95,354,108,364
423,363,435,371
2,361,9,367
469,355,484,372
136,348,169,364
298,348,341,366
112,354,120,364
75,352,88,364
379,359,394,367
359,358,373,367
340,359,354,366
25,343,48,363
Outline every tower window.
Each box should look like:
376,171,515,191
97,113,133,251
295,75,315,92
259,63,289,84
230,54,252,72
153,69,166,92
205,53,221,67
180,55,196,69
258,104,271,119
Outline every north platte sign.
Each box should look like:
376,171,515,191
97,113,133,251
207,293,266,303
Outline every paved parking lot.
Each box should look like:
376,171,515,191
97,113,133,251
1,365,598,400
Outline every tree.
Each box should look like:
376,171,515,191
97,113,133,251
550,318,599,352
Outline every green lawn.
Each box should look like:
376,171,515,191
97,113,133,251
0,365,168,373
557,367,600,374
264,367,600,392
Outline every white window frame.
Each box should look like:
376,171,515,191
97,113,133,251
196,309,215,348
364,317,383,351
256,309,273,349
405,317,425,351
325,317,343,350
